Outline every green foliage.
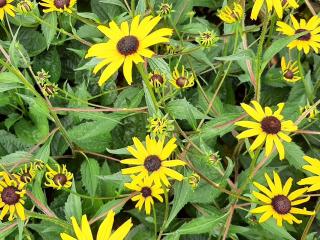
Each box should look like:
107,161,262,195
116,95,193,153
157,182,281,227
0,0,319,239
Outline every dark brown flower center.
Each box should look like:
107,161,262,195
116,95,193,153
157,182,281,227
44,85,55,95
53,173,67,186
1,187,20,205
20,172,32,183
284,70,294,79
282,0,287,5
117,36,139,56
54,0,70,9
0,0,6,8
295,29,311,41
261,116,281,134
176,77,188,87
144,155,161,172
141,187,152,198
272,195,291,214
150,74,164,85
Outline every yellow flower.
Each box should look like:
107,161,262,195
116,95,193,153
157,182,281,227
251,171,314,226
149,70,166,88
235,101,297,160
12,164,36,184
157,2,174,18
299,103,319,122
280,57,301,83
217,2,243,24
251,0,298,20
45,164,73,190
298,156,320,192
60,210,133,240
121,135,186,187
0,0,15,20
188,173,200,190
276,15,320,54
125,176,164,215
0,172,26,221
39,0,77,13
196,30,219,48
86,15,172,86
147,114,174,139
17,0,34,14
170,65,195,89
32,160,45,170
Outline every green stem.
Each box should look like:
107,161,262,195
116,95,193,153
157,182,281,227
137,63,159,112
255,14,270,102
152,204,157,239
157,185,169,240
301,198,320,240
131,0,135,16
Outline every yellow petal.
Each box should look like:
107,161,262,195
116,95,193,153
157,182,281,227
123,57,133,85
97,211,115,240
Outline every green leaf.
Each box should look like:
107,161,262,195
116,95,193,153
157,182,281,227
303,71,315,103
170,213,228,236
65,181,82,223
80,158,100,196
261,32,306,72
192,113,241,140
28,222,64,240
260,219,295,240
0,151,31,166
165,178,192,229
99,0,127,10
33,47,61,83
41,13,57,48
284,142,305,169
17,29,47,57
166,98,209,124
68,113,125,152
215,49,254,61
0,130,31,156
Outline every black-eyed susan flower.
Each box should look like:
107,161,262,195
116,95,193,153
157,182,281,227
157,2,174,18
32,160,45,170
39,0,77,13
149,70,166,88
0,0,15,20
86,15,173,86
17,0,34,14
12,164,36,185
60,210,133,240
251,171,314,226
0,172,26,221
280,57,301,83
251,0,298,20
298,156,320,192
196,30,219,48
276,15,320,54
299,103,319,122
217,2,243,24
41,82,59,98
235,101,297,160
125,177,164,215
170,65,195,89
188,173,200,190
121,135,186,187
147,114,174,139
45,164,73,190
